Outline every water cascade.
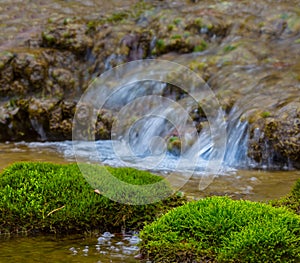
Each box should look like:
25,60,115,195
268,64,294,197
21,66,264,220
70,60,251,176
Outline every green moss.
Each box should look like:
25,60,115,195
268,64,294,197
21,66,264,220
42,32,55,45
106,11,129,23
223,44,237,53
0,162,185,235
173,18,182,25
261,111,271,118
140,196,300,262
291,180,300,200
294,39,300,44
63,18,72,25
79,163,172,204
171,34,182,40
167,24,174,31
155,39,166,53
193,40,208,52
194,18,202,27
270,179,300,215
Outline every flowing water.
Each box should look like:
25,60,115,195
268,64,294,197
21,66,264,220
1,141,299,202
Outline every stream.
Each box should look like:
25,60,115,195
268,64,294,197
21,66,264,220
0,142,300,263
1,0,300,262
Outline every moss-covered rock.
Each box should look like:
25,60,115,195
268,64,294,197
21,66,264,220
139,196,300,262
0,162,186,235
270,178,300,215
41,18,93,55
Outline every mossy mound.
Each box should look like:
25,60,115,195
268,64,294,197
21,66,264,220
139,196,300,263
0,162,185,235
271,178,300,215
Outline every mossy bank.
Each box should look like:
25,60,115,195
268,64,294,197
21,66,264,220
271,178,300,216
0,162,185,235
139,195,300,262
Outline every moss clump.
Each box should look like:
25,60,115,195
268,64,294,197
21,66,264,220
0,162,185,235
78,163,173,204
106,11,129,23
261,111,271,118
271,178,300,215
193,40,208,52
139,196,300,262
167,136,181,156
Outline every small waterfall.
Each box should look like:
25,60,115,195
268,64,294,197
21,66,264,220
72,60,252,175
223,107,250,168
30,118,47,141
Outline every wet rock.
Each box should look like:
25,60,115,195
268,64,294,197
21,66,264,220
167,136,181,155
48,100,77,140
95,109,114,140
248,102,300,168
0,99,39,141
41,18,93,55
51,68,75,90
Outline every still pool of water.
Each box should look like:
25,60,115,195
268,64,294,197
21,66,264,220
0,233,141,263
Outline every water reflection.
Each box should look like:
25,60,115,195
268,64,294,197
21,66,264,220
0,232,140,263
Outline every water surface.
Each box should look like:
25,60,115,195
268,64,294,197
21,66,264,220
1,141,299,201
0,233,140,263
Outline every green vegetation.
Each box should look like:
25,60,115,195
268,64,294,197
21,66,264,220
0,162,185,235
294,39,300,44
223,44,237,53
193,40,208,52
171,34,182,40
271,178,300,215
261,111,271,118
167,136,181,156
41,32,55,45
78,163,173,204
139,196,300,262
106,11,129,23
173,18,182,25
167,24,174,31
97,1,152,25
156,39,165,49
